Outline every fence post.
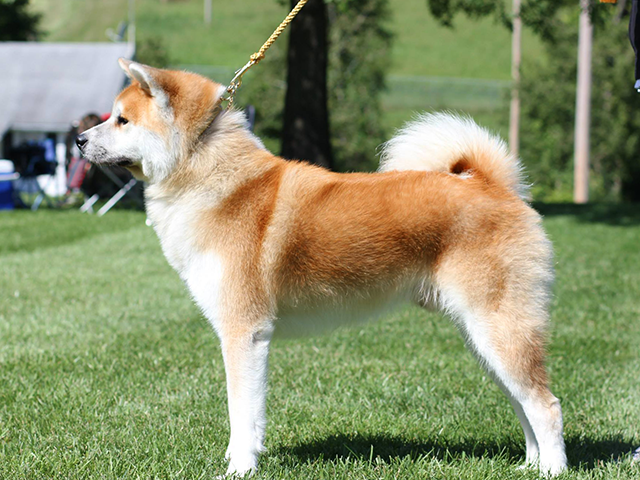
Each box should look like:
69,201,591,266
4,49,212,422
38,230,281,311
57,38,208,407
574,0,592,204
509,0,522,157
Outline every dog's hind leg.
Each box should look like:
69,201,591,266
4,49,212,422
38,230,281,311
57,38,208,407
433,252,566,475
497,374,540,467
445,303,565,474
219,320,274,477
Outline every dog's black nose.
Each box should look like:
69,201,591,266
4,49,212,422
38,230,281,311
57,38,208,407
75,134,88,150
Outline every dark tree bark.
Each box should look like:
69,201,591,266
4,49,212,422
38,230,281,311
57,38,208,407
0,0,40,41
281,0,333,169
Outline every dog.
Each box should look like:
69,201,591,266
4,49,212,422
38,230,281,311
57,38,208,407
77,59,567,477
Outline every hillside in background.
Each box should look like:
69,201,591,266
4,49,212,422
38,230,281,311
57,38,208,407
27,0,553,156
30,0,543,80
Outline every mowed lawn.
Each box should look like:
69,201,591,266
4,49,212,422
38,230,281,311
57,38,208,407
30,0,526,146
31,0,543,80
1,205,639,479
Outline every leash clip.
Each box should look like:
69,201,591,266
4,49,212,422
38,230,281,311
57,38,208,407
221,0,308,109
223,59,256,109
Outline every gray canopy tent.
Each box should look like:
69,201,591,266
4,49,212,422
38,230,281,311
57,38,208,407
0,42,136,212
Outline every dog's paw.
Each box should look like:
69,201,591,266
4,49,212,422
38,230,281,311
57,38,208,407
214,472,253,479
633,446,640,462
538,462,567,477
224,462,256,478
516,463,535,472
536,449,567,477
222,446,258,478
214,463,256,480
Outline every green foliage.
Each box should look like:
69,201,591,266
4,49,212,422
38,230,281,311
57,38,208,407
520,5,640,202
0,0,41,40
518,35,577,202
327,0,392,171
423,0,606,39
135,35,172,68
243,0,392,172
520,0,614,44
423,0,640,202
426,0,508,28
238,43,288,147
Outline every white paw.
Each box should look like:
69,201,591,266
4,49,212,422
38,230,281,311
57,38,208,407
516,463,535,471
214,462,256,479
225,461,256,478
517,454,540,470
539,461,567,477
222,445,258,478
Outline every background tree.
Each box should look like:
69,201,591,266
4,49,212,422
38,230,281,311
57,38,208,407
426,0,508,27
0,0,41,41
281,0,333,168
425,0,639,201
327,0,392,172
136,35,171,68
424,0,602,37
245,0,391,172
520,5,640,201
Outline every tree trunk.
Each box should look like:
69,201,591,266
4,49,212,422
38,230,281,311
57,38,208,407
281,0,333,169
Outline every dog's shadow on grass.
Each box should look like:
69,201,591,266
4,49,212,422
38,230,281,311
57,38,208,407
279,432,636,471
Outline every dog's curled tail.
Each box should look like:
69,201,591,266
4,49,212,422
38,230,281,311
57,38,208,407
379,112,527,199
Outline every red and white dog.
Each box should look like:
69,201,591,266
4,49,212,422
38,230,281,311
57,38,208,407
77,60,567,476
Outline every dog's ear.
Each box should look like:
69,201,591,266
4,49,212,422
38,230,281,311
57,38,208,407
119,59,170,109
118,57,133,78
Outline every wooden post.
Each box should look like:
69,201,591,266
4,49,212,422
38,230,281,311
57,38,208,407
509,0,522,157
204,0,212,26
128,0,136,47
574,0,593,204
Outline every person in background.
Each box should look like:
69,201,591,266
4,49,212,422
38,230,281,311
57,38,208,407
61,113,103,206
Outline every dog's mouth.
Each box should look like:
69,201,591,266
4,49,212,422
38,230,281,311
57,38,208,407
83,149,136,168
111,157,135,168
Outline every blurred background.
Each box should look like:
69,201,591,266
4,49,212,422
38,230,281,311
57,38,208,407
0,0,639,209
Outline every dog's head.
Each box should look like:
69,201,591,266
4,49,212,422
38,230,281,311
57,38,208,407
77,59,227,183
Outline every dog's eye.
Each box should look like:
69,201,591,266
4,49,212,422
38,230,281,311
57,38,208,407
117,115,129,126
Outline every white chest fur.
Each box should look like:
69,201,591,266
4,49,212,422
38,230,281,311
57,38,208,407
146,194,225,331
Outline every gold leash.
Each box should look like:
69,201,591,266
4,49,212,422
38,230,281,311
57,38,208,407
223,0,308,108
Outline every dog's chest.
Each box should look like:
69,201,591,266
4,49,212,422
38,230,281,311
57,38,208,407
146,197,225,328
146,197,197,275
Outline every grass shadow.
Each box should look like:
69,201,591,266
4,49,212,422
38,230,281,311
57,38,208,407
534,202,640,226
279,432,523,465
565,434,638,470
278,431,637,471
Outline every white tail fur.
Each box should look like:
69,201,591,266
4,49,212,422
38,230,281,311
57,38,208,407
379,112,527,199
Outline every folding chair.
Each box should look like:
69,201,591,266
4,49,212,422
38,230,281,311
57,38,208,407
79,166,143,216
10,140,58,210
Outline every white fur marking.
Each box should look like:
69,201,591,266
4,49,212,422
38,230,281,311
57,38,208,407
185,252,225,332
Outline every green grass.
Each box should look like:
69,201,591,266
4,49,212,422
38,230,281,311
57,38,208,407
1,205,639,478
30,0,543,80
388,0,544,80
380,76,511,138
29,0,522,150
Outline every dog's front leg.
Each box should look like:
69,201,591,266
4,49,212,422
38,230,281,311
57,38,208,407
219,321,274,477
